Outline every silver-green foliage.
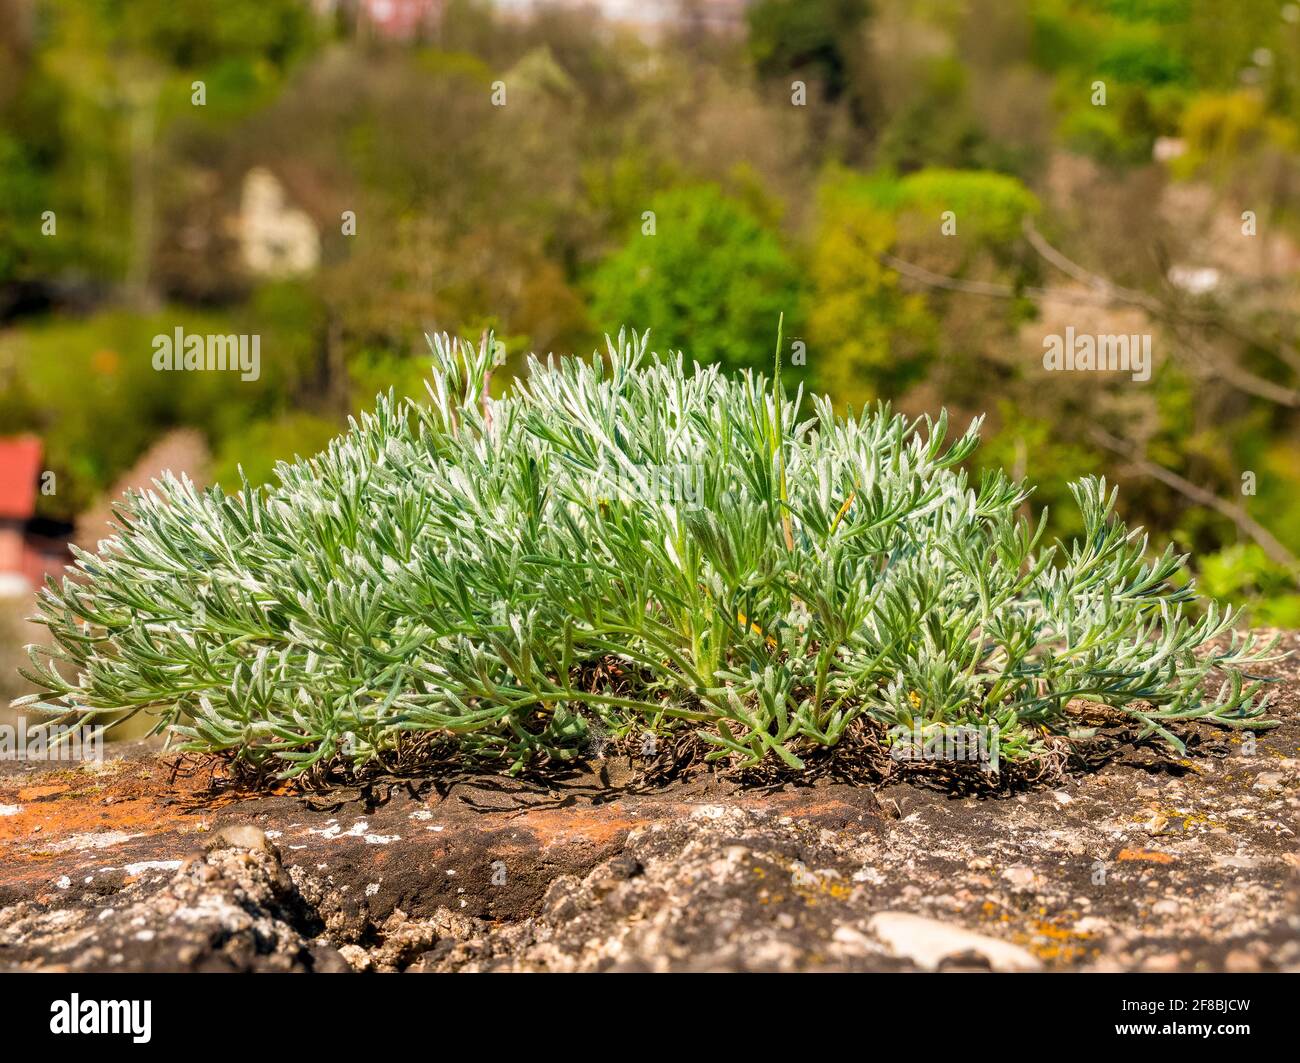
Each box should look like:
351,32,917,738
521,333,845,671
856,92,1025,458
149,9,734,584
16,332,1278,776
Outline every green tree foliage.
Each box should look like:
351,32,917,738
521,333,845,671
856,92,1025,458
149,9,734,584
1174,90,1299,178
806,168,1037,407
870,168,1040,243
210,411,341,491
0,299,328,519
805,188,935,408
874,57,1027,176
589,186,802,372
0,0,317,292
0,310,261,518
0,133,54,290
1196,545,1300,628
110,0,316,70
746,0,872,101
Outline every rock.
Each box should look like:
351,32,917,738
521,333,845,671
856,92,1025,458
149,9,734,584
337,944,372,972
4,628,1300,973
830,926,875,956
204,823,274,854
0,837,318,971
1214,853,1260,869
867,911,1042,971
1002,864,1037,889
307,943,352,974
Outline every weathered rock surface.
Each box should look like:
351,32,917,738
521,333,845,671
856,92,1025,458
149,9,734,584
2,633,1298,972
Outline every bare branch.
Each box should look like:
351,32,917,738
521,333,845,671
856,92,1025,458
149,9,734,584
1022,218,1300,403
1021,218,1163,314
881,223,1300,408
879,252,1116,306
1088,426,1300,579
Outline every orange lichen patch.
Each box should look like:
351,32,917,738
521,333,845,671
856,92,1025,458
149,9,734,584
805,878,854,902
17,784,70,800
736,790,879,825
1116,848,1175,864
1013,919,1098,965
511,804,643,850
788,860,855,906
0,756,218,857
1024,939,1099,964
1033,919,1094,942
0,795,191,857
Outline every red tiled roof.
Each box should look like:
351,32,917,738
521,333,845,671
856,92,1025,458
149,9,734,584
0,434,42,521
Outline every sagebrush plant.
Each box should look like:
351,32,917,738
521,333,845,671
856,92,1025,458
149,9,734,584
17,330,1279,778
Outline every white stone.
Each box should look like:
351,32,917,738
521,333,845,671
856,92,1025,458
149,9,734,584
868,911,1043,971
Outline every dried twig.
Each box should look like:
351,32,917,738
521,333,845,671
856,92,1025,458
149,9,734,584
1088,425,1300,578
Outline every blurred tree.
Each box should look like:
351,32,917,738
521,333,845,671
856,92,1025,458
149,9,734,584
807,168,1038,407
14,0,317,305
747,0,871,104
211,411,341,490
1191,545,1300,627
588,185,801,372
0,308,272,519
875,58,1017,175
805,186,935,407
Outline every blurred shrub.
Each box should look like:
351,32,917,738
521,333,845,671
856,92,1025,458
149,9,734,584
0,133,59,289
0,303,322,519
804,182,934,407
1096,25,1190,88
89,0,316,72
746,0,871,101
975,403,1103,544
880,167,1040,243
347,348,438,413
211,411,340,490
588,185,802,372
806,167,1037,407
1174,90,1299,177
876,58,1028,176
0,310,231,517
1195,544,1300,628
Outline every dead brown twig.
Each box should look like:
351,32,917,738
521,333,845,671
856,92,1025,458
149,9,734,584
1088,425,1300,579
